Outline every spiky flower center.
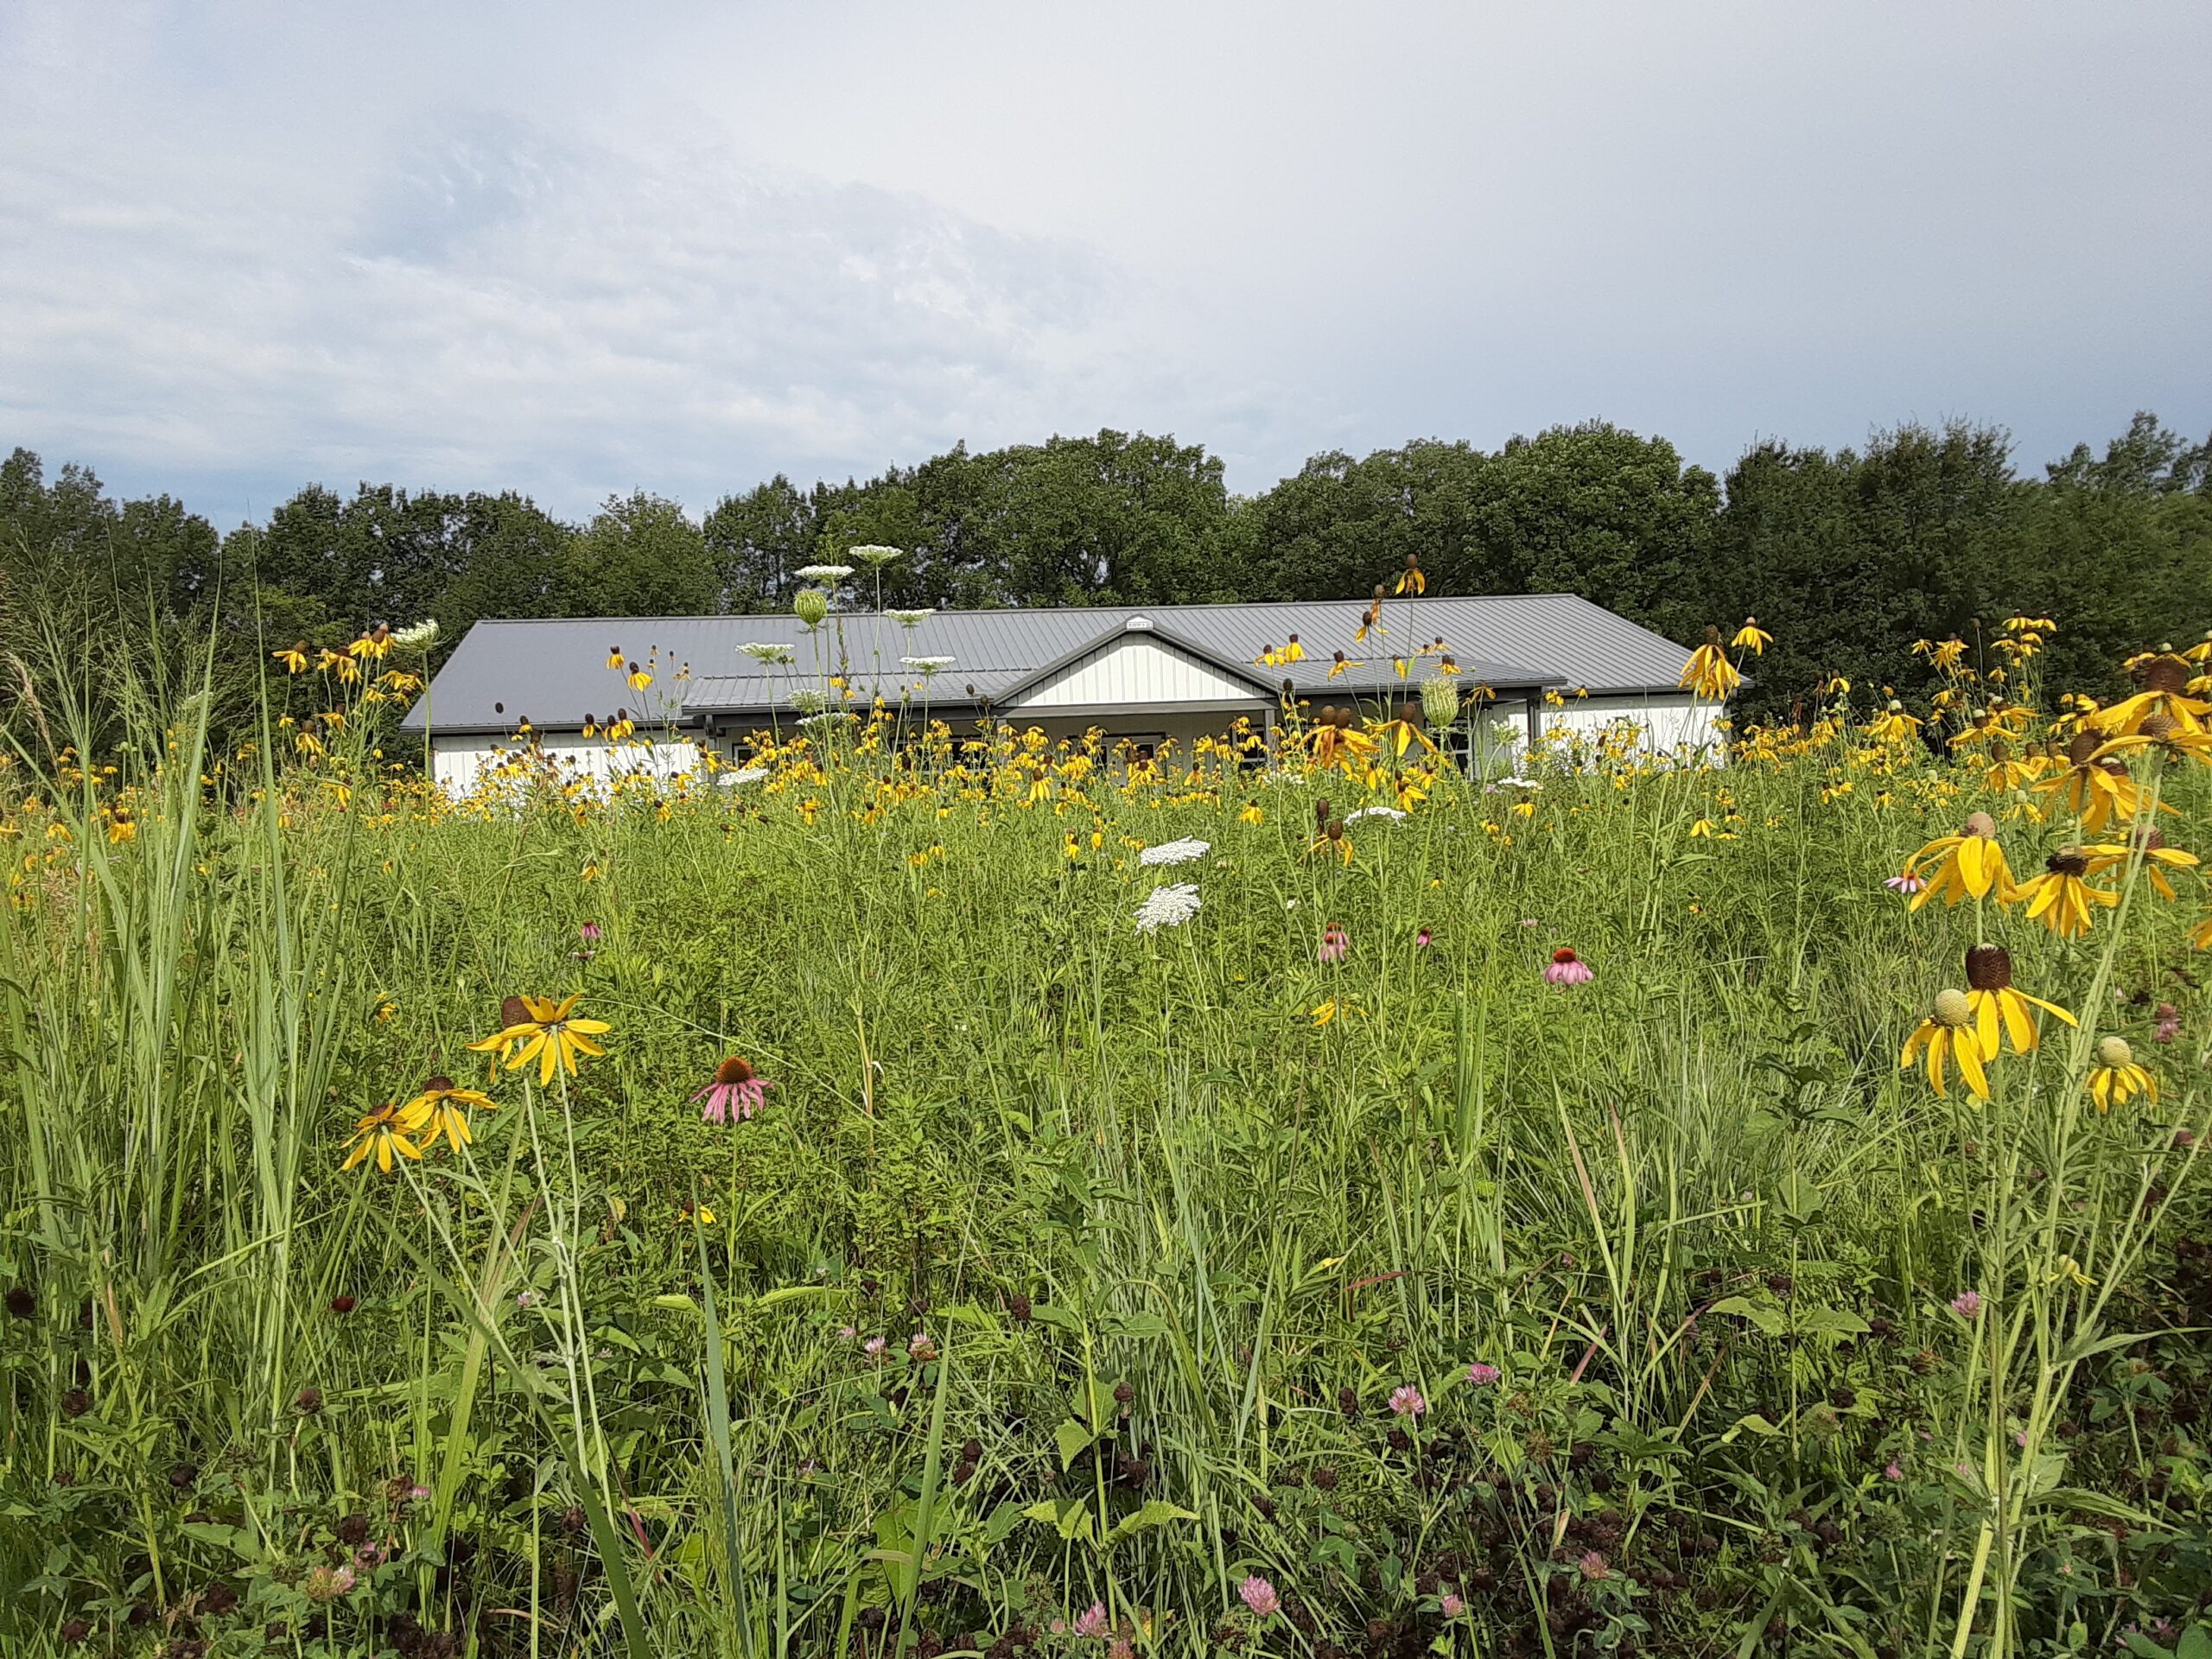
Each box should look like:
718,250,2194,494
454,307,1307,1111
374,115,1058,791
1552,948,1580,965
2047,849,2089,879
1931,988,1973,1028
713,1056,756,1087
2095,1035,2134,1068
1964,945,2012,992
422,1075,455,1096
2141,654,2190,694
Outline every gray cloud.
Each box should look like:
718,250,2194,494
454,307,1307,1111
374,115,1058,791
1,2,2205,526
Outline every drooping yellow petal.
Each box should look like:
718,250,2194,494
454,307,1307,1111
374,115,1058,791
1952,1032,1989,1099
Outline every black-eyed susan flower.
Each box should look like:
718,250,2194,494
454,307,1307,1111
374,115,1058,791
2093,652,2210,738
2081,826,2200,900
1678,627,1740,701
2087,1035,2156,1112
469,995,610,1086
404,1076,497,1152
1962,944,2075,1056
1900,987,1990,1099
1905,813,2014,910
341,1101,429,1173
2011,847,2117,938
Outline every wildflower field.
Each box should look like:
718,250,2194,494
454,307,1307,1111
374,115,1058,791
3,619,2212,1659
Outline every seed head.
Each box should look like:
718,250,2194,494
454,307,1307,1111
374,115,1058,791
1962,810,1997,838
2096,1035,2134,1068
4,1286,33,1319
2046,848,2088,878
2139,653,2190,694
1963,944,2011,992
1931,988,1973,1028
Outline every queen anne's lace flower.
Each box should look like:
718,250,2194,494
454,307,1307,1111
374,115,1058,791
902,655,955,671
1344,806,1407,824
796,563,854,581
716,766,769,786
392,620,441,650
1134,883,1202,933
739,642,795,664
1139,837,1211,867
886,608,937,626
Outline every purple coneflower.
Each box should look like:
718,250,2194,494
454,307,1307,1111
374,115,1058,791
1885,873,1924,894
1319,924,1350,963
1949,1289,1982,1318
1239,1576,1280,1618
693,1056,772,1124
1465,1361,1500,1386
1389,1384,1427,1417
1415,928,1433,948
1544,947,1594,987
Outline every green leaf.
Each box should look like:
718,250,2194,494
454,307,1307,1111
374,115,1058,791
1054,1417,1097,1471
1021,1497,1095,1544
1708,1295,1788,1338
1721,1413,1782,1443
1798,1308,1871,1339
2173,1625,2211,1659
1029,1303,1082,1332
1107,1499,1198,1543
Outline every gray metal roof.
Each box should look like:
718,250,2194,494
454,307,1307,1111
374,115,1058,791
403,594,1694,732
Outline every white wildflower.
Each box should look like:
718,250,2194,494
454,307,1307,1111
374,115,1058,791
740,642,795,664
798,711,855,734
786,689,831,715
1135,883,1202,933
886,608,937,627
1343,806,1407,825
391,619,441,650
716,766,770,786
902,655,955,672
849,545,904,568
1138,837,1211,867
796,563,854,582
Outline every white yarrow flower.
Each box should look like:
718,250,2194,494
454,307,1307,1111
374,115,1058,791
392,619,441,650
739,642,795,664
1134,883,1202,933
885,608,937,627
1138,837,1211,867
1343,806,1407,824
796,563,854,582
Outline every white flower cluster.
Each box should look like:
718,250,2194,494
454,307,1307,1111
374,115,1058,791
886,608,937,626
902,655,955,671
1138,837,1211,867
1134,883,1203,933
796,563,854,581
716,766,769,786
739,642,795,664
392,619,441,650
1343,806,1407,824
849,545,904,568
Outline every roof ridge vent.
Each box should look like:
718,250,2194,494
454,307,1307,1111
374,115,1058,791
1123,615,1154,632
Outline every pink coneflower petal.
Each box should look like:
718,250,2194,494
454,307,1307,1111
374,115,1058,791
1543,947,1594,987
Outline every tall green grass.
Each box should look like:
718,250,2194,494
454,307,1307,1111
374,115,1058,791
1,668,2209,1657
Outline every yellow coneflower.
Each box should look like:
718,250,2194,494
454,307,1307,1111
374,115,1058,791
606,645,625,671
469,995,610,1086
2031,732,2151,831
1906,812,2014,909
1284,633,1305,663
404,1076,498,1153
2080,826,2200,900
626,662,652,691
2011,847,2118,938
341,1101,429,1173
1900,988,1990,1099
1309,707,1377,774
1395,554,1427,596
347,624,392,662
1962,944,2075,1056
1866,700,1921,744
1327,650,1360,680
1731,619,1771,656
2094,652,2210,738
2086,1035,2156,1112
273,641,309,674
1374,702,1436,760
1308,817,1354,865
1678,627,1740,701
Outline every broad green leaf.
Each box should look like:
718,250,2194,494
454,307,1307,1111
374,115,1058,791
1054,1417,1096,1471
1708,1295,1788,1338
1108,1499,1198,1543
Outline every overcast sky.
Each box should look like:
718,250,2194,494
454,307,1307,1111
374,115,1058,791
3,2,2207,529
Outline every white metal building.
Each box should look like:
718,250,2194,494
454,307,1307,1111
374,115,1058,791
403,594,1717,792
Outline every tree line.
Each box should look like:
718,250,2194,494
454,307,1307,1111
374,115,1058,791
3,413,2207,749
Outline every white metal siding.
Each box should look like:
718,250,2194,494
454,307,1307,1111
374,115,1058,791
1534,694,1726,761
431,733,705,794
1009,635,1262,710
